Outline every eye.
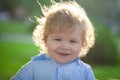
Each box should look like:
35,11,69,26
54,38,61,41
70,40,77,43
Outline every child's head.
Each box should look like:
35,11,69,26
33,1,95,63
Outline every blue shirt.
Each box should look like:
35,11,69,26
11,53,95,80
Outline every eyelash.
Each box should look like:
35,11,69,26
70,40,77,43
54,38,61,41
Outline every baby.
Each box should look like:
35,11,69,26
12,1,95,80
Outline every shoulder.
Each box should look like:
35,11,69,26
77,59,91,69
78,60,95,79
18,53,48,72
22,53,49,73
31,53,48,61
20,53,48,67
21,53,50,69
77,59,94,74
11,53,49,80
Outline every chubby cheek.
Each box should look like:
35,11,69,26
73,45,82,55
45,41,56,53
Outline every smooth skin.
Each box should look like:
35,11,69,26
46,25,83,64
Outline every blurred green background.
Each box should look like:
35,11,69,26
0,0,120,80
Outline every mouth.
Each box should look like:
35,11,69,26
58,52,71,56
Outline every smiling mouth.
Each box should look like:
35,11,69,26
58,52,70,56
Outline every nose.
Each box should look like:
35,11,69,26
60,41,70,50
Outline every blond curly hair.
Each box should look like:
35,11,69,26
32,1,95,57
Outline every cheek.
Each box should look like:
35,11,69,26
75,47,81,53
73,44,82,52
45,41,57,50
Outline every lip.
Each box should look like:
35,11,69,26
58,52,71,56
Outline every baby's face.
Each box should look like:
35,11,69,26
45,26,83,64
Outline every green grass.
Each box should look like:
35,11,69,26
0,21,31,34
0,41,39,80
93,66,120,80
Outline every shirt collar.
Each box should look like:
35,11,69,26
31,53,50,61
31,53,81,65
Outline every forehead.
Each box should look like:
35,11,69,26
51,23,83,33
51,25,83,38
